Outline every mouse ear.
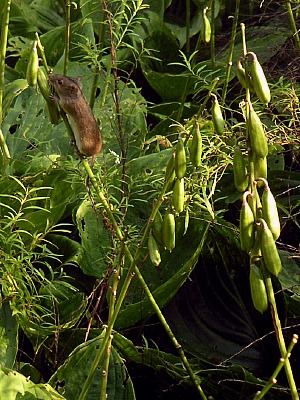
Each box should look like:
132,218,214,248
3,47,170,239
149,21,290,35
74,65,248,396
75,76,83,89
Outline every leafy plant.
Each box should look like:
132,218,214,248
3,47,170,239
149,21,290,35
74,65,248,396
0,1,299,400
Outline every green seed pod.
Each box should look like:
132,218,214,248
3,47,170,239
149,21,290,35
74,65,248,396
190,121,202,167
162,211,176,252
254,156,267,182
248,102,268,159
37,67,51,99
152,210,163,245
248,52,271,104
236,58,247,89
148,232,161,266
239,191,255,252
233,143,248,192
26,40,39,86
211,94,225,135
175,137,186,179
260,218,282,277
172,178,185,214
37,67,60,124
236,57,254,91
202,7,211,43
249,264,268,314
261,180,280,240
165,152,176,191
250,228,262,259
183,207,189,235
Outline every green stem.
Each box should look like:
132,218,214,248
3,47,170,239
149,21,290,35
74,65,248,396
78,158,208,400
0,0,11,124
196,78,219,120
210,0,215,70
64,0,71,75
99,330,112,400
254,334,299,400
186,0,191,55
222,0,240,102
263,265,299,399
35,33,50,73
285,0,300,58
0,0,11,161
89,8,105,110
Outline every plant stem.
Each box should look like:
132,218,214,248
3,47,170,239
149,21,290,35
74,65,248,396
263,265,299,399
254,334,298,400
285,0,300,58
35,33,50,73
89,8,105,110
186,0,191,55
0,0,11,161
222,0,240,102
64,0,71,75
210,0,215,70
78,158,208,400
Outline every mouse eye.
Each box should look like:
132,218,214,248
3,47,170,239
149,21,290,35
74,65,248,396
57,79,63,85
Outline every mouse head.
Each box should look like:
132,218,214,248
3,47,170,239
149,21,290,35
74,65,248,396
48,74,83,99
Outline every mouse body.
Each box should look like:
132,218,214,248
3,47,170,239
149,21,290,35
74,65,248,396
48,74,102,158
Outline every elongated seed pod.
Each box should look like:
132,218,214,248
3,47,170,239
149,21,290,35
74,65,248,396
233,143,248,192
236,57,254,91
165,152,176,191
211,94,225,135
37,67,60,124
236,58,247,89
37,67,51,99
172,178,185,214
190,121,202,167
26,40,39,86
260,180,280,240
249,264,268,313
260,219,282,276
148,232,161,266
152,210,163,245
162,212,176,252
240,191,255,252
248,103,268,158
202,7,211,43
250,228,262,259
175,137,186,179
248,52,271,104
254,156,267,182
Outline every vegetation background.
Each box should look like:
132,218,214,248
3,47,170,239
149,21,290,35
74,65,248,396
0,0,299,399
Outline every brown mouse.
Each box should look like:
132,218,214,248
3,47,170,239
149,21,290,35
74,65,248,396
48,74,102,161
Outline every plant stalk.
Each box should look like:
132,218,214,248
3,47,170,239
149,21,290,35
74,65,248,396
285,0,300,58
64,0,71,75
263,265,299,399
222,0,240,102
78,158,208,400
254,334,298,400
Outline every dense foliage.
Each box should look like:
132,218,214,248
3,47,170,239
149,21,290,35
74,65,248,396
0,0,299,399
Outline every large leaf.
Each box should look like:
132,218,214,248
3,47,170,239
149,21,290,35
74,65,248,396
163,222,276,371
49,335,136,400
113,332,293,400
76,200,111,278
0,303,18,369
115,217,210,329
0,367,65,400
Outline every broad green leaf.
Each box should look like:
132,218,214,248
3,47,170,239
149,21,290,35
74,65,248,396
0,303,18,369
3,79,28,118
49,335,136,400
0,367,65,400
163,223,276,370
115,218,210,329
76,200,111,278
